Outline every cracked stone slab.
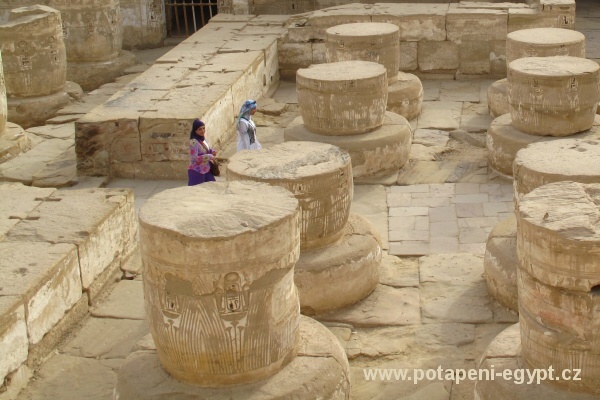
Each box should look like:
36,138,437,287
91,280,145,320
61,317,149,359
0,183,56,240
351,184,389,250
417,101,462,131
17,354,117,400
380,252,419,288
319,284,421,327
421,282,493,324
25,123,75,140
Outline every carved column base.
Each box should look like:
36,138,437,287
284,112,412,180
7,92,70,129
114,316,351,400
295,213,381,316
475,324,600,400
387,72,424,121
487,78,509,119
67,51,136,92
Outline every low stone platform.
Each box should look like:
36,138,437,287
284,112,412,181
295,213,381,315
0,183,138,386
475,323,599,400
114,315,350,400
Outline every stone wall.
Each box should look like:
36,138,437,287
76,15,287,179
120,0,166,50
278,1,576,79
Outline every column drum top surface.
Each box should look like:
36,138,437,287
507,28,585,46
519,181,600,241
139,181,298,239
227,142,350,180
509,56,600,77
297,60,387,83
515,139,600,178
326,22,399,38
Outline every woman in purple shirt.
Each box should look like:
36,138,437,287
188,119,217,186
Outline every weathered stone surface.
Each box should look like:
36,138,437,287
399,41,418,71
284,112,412,180
227,142,353,251
0,297,28,386
487,78,509,118
476,323,600,400
447,7,508,42
484,214,518,312
0,183,55,240
418,41,459,73
513,139,600,204
26,123,74,140
297,61,387,135
319,284,421,327
420,253,493,324
4,188,137,290
506,27,585,64
459,40,491,75
295,213,381,315
91,280,145,320
325,23,400,84
371,3,447,42
115,316,350,400
0,242,82,345
351,184,388,250
7,92,71,129
17,354,117,400
61,317,149,359
417,101,462,131
120,0,166,50
517,181,600,291
0,123,30,164
387,72,423,120
139,182,300,386
380,253,419,288
31,146,77,188
68,50,137,92
508,56,600,136
460,103,494,133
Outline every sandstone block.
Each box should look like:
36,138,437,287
296,61,387,135
459,40,491,75
227,142,353,251
0,297,28,386
446,7,508,42
120,0,166,50
371,3,447,42
139,182,301,386
418,41,459,73
540,0,576,30
508,56,600,136
399,41,418,71
508,8,559,33
0,182,55,240
284,112,412,179
0,242,82,345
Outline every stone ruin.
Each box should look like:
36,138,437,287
285,60,413,182
116,181,350,398
0,6,70,129
227,141,381,314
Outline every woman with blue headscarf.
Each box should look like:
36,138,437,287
188,119,217,186
237,99,262,151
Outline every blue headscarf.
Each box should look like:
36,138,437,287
190,119,205,141
237,100,257,127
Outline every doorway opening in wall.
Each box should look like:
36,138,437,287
165,0,219,37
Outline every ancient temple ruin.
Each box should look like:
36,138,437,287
1,0,600,399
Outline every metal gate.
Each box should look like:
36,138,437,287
165,0,219,37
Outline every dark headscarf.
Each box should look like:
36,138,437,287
190,119,205,141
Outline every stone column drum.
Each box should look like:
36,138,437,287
488,28,586,118
139,181,301,387
227,142,353,251
0,53,6,136
296,61,387,135
484,136,600,312
517,181,600,394
508,56,600,136
55,0,135,91
325,22,423,121
0,5,69,128
227,142,381,314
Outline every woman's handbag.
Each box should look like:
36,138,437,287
201,141,220,177
209,160,220,177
